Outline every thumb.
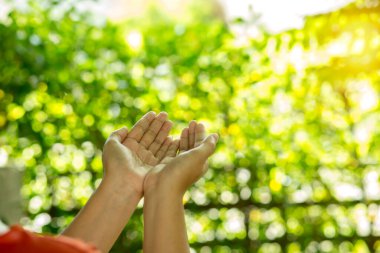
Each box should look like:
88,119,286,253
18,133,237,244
194,133,219,158
108,127,129,143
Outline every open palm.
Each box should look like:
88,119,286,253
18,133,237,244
102,111,173,196
143,121,218,195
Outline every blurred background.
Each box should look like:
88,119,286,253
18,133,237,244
0,0,380,252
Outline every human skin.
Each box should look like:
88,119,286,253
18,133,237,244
142,121,219,253
62,111,174,253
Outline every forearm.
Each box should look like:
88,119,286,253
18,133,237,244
62,178,141,253
143,186,189,253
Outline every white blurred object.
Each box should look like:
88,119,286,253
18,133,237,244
218,0,354,33
0,220,9,235
0,148,8,167
0,166,23,226
98,0,194,21
0,0,354,33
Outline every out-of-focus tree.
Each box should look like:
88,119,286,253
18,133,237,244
0,0,379,252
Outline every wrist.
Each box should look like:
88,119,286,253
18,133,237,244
100,176,143,201
144,177,184,201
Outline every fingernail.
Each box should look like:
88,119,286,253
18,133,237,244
146,111,156,118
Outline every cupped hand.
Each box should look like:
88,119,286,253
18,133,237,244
102,111,173,197
143,121,219,196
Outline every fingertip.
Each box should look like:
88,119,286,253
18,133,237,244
211,133,219,142
120,126,129,137
157,111,168,120
189,120,197,129
111,126,129,141
146,111,156,117
203,133,218,147
142,111,157,123
164,120,173,129
195,122,205,131
181,127,189,136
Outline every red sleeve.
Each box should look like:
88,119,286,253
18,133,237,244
0,225,101,253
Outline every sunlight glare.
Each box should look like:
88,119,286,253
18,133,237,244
125,30,143,51
0,148,8,167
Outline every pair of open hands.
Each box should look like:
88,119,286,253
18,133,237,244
101,112,219,198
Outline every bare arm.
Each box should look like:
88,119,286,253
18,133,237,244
143,121,218,253
62,112,173,253
62,179,141,253
144,185,188,253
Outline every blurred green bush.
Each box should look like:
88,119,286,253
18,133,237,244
0,1,380,252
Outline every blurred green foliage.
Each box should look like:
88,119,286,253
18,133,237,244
1,0,380,252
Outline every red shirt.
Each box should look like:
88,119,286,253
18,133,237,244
0,225,100,253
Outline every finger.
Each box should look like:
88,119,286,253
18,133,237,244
109,127,128,143
194,123,206,148
188,120,196,149
179,127,189,152
193,133,219,158
166,139,179,157
156,136,172,161
148,120,173,155
140,112,168,148
127,111,156,142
